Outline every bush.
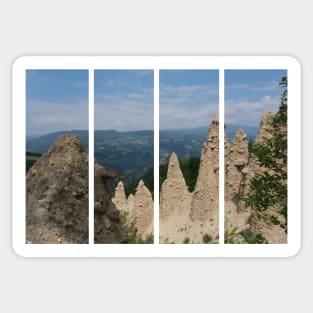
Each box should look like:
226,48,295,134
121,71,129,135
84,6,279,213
202,233,213,244
183,237,190,244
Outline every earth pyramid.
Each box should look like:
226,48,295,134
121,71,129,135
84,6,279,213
26,133,125,244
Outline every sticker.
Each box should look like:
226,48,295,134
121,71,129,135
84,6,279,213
12,56,301,257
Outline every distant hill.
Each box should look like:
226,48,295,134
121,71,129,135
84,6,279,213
160,124,258,164
27,123,258,174
27,130,153,180
27,130,89,153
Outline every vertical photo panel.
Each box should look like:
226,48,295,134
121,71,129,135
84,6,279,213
159,70,219,244
26,70,89,244
224,70,288,244
94,70,154,244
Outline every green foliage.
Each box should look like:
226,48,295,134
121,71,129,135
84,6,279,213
238,76,288,239
248,138,254,156
26,152,41,173
270,215,280,225
183,237,190,244
202,233,213,244
123,168,154,198
179,157,200,192
119,211,137,243
240,230,266,244
119,211,153,244
130,234,154,244
224,227,238,244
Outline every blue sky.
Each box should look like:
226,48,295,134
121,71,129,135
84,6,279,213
94,70,154,131
225,69,287,127
160,70,219,129
26,69,287,135
26,70,88,136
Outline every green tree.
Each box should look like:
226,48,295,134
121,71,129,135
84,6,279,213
239,76,288,239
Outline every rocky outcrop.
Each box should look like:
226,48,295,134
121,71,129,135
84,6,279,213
160,110,287,244
94,162,126,244
224,111,287,244
224,128,250,238
26,133,89,244
159,153,192,243
248,111,287,244
190,114,219,225
225,128,249,203
112,181,128,213
26,133,125,244
160,153,191,220
255,111,274,144
127,194,135,216
113,180,154,239
133,180,154,238
160,115,219,243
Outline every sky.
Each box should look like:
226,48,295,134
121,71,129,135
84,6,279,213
94,70,154,131
159,70,219,129
26,70,88,136
225,69,287,127
26,69,287,135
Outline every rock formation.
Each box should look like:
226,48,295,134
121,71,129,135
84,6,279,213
132,180,154,238
190,113,219,236
160,153,191,220
159,115,219,244
224,111,287,243
224,128,250,239
159,153,192,243
248,111,287,244
26,133,125,244
94,161,127,244
112,181,128,213
160,110,287,244
112,180,154,240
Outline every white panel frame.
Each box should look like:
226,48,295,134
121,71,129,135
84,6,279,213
12,56,301,257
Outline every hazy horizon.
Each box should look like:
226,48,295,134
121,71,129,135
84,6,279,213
26,70,89,137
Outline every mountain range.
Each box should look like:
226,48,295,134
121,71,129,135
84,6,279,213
27,124,258,176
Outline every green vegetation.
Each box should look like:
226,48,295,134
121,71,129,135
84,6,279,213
26,152,41,173
202,233,213,244
183,237,190,244
120,211,153,244
240,230,266,244
224,227,238,244
123,167,154,198
237,76,288,243
160,125,258,164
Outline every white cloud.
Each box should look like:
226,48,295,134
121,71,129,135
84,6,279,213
225,95,278,126
160,83,218,129
95,87,154,131
73,81,87,88
27,99,88,135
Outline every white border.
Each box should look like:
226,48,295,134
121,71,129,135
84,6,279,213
88,67,94,244
12,56,301,257
153,69,159,244
219,67,225,245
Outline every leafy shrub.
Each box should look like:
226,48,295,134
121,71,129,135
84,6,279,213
183,237,190,244
202,233,213,244
224,227,238,244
